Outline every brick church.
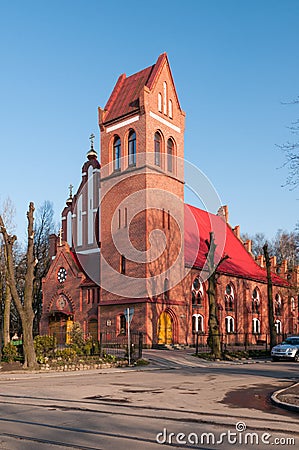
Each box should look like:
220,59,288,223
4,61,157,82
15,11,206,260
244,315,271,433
41,53,299,347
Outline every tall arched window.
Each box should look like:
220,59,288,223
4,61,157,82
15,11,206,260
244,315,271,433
191,277,204,306
113,135,121,171
225,316,235,333
252,288,260,314
154,132,161,166
225,284,234,311
167,138,174,173
120,314,126,335
128,130,136,166
168,99,173,118
275,319,282,335
158,93,162,112
163,278,169,300
275,293,282,316
192,314,204,333
163,81,167,114
252,318,261,334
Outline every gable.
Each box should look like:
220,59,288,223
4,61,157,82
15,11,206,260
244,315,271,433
44,245,80,282
100,53,183,125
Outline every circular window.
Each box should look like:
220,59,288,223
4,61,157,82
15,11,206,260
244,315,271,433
57,267,67,283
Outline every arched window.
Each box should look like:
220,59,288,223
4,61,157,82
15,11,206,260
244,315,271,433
291,297,296,311
275,293,282,316
167,138,174,173
252,288,260,314
163,81,167,114
225,316,235,333
128,130,136,166
225,284,234,311
154,132,161,166
252,318,261,334
120,314,126,335
275,319,282,335
192,314,204,333
120,255,126,274
168,99,173,118
158,93,162,112
113,136,121,171
163,278,169,300
191,277,204,306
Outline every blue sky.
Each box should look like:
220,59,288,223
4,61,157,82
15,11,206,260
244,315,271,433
0,0,298,241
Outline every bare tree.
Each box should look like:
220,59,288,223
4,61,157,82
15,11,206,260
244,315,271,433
0,198,16,346
0,202,37,368
278,97,299,190
205,232,229,359
33,201,56,334
241,232,269,257
272,229,298,267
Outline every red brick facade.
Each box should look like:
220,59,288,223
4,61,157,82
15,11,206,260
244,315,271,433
41,54,299,347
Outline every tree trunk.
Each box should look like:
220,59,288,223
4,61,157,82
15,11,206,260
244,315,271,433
207,271,221,359
20,309,36,368
263,243,277,349
205,232,229,359
3,282,11,346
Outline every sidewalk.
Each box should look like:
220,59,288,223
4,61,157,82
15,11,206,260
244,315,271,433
271,382,299,413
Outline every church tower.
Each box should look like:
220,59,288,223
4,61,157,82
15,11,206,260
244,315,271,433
98,53,186,345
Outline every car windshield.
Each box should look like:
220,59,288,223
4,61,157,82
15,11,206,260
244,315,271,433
282,338,299,346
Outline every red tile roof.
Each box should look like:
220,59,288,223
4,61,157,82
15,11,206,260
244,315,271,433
184,204,288,286
103,65,154,124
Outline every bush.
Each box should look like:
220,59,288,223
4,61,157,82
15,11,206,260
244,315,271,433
2,343,18,363
69,322,85,354
34,335,57,357
135,358,149,366
55,348,77,361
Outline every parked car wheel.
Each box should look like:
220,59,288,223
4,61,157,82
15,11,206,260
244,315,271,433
294,353,299,362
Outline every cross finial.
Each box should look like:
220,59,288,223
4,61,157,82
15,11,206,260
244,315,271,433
89,133,95,149
69,184,73,199
58,227,63,247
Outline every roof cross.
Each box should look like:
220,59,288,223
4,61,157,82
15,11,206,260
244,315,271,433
58,227,63,247
69,184,73,199
89,133,95,149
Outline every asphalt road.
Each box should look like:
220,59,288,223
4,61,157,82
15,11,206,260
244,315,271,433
0,350,298,449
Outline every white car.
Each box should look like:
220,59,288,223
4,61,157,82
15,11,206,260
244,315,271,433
271,336,299,362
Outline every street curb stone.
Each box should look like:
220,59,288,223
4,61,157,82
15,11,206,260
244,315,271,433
271,382,299,413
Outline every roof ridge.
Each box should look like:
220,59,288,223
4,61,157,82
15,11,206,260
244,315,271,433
104,73,126,112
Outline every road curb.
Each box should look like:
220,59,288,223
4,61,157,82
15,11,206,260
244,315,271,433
271,382,299,413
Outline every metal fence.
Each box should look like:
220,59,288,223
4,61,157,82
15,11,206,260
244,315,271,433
47,330,144,359
98,331,144,359
193,332,287,354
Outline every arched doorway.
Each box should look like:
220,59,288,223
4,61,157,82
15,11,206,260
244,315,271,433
49,312,73,346
158,311,173,345
88,319,98,341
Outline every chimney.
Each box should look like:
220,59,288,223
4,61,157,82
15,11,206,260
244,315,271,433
270,255,277,271
244,239,252,254
256,255,264,267
233,225,240,239
49,234,58,259
280,259,288,275
217,205,229,223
